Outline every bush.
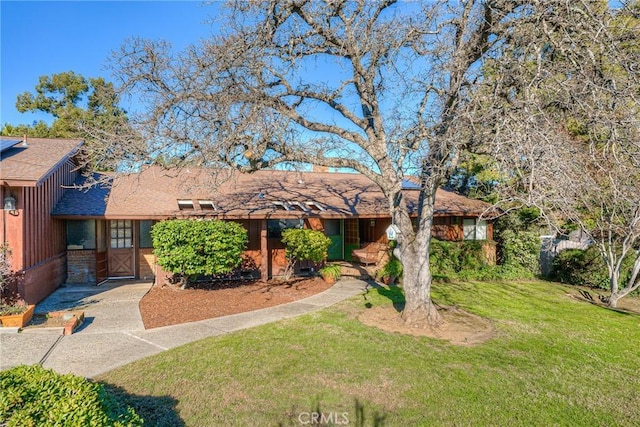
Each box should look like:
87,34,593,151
497,229,540,274
550,246,613,289
152,219,247,287
430,240,490,276
0,365,142,426
380,257,403,278
281,228,331,279
429,238,535,281
319,264,342,280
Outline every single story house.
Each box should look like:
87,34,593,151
1,136,496,303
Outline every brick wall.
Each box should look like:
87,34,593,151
66,250,96,284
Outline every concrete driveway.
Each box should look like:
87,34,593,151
0,278,366,378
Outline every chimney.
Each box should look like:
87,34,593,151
21,134,28,148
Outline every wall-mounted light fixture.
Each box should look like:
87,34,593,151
370,219,376,227
3,195,17,215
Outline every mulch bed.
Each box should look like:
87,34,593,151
139,277,333,329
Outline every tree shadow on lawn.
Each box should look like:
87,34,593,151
364,281,405,312
102,383,185,426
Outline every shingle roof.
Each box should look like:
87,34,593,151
51,174,110,217
0,136,83,186
52,166,494,219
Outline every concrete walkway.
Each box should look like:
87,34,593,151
0,278,367,378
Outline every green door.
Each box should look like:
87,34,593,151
325,219,344,260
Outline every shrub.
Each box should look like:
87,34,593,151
497,229,540,274
549,246,634,290
430,240,491,275
380,257,403,278
319,264,342,281
0,244,26,313
152,219,247,288
281,228,331,279
0,365,142,426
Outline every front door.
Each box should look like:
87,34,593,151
108,220,135,277
325,219,344,260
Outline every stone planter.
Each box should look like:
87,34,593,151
0,304,35,328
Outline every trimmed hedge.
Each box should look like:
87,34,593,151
0,365,142,426
152,219,247,286
281,228,331,265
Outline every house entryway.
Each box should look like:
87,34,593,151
108,220,135,278
325,219,344,260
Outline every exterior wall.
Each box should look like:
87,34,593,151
359,218,391,244
66,250,97,285
23,161,77,270
18,254,66,304
432,216,464,241
481,241,497,265
1,161,77,303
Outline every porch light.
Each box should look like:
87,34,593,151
3,196,16,212
370,219,376,227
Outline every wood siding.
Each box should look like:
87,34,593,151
3,159,78,303
22,160,77,269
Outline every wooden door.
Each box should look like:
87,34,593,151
108,220,135,277
325,219,344,260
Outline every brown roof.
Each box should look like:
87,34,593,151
0,136,83,186
55,166,493,220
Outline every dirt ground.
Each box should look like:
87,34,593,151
139,277,333,329
359,304,496,346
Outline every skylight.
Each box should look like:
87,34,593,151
0,139,21,155
198,200,216,211
305,201,325,211
289,201,309,212
178,199,195,210
272,201,291,211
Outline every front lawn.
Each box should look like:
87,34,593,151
99,280,640,426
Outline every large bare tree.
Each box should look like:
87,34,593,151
95,0,525,326
477,1,640,306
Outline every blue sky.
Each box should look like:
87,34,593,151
1,1,219,127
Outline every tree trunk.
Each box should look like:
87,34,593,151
608,270,620,308
399,247,442,327
608,292,620,308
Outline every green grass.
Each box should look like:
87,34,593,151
99,280,640,426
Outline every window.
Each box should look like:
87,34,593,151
66,220,96,249
110,220,133,249
267,219,303,238
463,218,488,240
140,220,154,248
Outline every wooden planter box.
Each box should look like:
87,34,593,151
0,304,35,328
